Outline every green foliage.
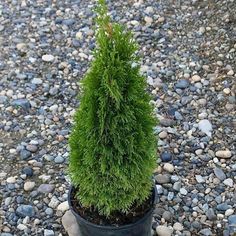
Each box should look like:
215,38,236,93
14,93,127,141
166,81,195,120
69,0,157,217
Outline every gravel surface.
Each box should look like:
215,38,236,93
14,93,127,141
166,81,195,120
0,0,235,235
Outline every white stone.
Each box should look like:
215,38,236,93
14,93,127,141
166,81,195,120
163,163,174,173
32,78,42,85
44,229,55,236
42,54,54,62
62,210,81,236
223,178,233,187
173,222,183,231
17,224,27,231
144,16,153,24
57,201,69,212
6,176,16,184
75,32,83,40
192,75,201,82
180,188,188,195
24,181,35,191
225,209,234,217
227,70,234,76
215,150,232,159
196,175,205,183
156,225,172,236
49,104,58,112
223,88,231,95
198,119,212,137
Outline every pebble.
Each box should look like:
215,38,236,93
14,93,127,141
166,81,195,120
163,163,174,173
173,222,183,231
12,99,31,110
42,54,55,62
31,78,43,85
198,119,212,137
156,225,172,236
223,88,231,95
44,229,55,236
144,16,153,24
160,152,172,162
57,201,69,212
26,144,38,153
191,75,201,82
16,205,35,217
180,188,188,195
159,131,168,139
54,156,65,164
62,210,80,236
175,79,189,89
20,150,31,160
6,177,16,184
223,178,233,187
225,209,234,217
196,175,205,183
214,167,226,181
38,184,55,193
215,150,232,159
24,181,35,191
155,174,170,184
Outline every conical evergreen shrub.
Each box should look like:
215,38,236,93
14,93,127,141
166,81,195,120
69,0,157,217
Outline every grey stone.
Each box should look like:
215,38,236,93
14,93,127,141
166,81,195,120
206,208,217,221
54,156,64,164
62,210,81,236
155,174,170,184
20,149,31,160
173,182,181,191
198,119,212,137
217,203,230,211
199,228,213,236
162,211,172,221
228,215,236,226
38,184,54,193
214,167,226,181
0,95,7,104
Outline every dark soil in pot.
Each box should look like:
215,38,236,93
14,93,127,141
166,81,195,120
69,186,155,226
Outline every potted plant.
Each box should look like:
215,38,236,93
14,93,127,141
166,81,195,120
68,1,157,235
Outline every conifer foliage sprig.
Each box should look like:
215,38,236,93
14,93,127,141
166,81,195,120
69,0,157,217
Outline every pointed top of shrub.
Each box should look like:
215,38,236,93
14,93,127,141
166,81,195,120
69,0,157,217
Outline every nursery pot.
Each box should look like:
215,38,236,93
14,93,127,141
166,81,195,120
68,185,157,236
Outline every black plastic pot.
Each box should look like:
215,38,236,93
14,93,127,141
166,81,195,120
68,185,157,236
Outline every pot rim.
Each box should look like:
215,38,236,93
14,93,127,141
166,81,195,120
68,184,157,230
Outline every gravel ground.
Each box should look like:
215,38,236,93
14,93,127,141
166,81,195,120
0,0,235,235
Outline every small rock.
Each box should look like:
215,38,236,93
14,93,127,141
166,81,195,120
162,211,172,221
54,156,65,164
57,201,69,212
196,175,205,183
17,224,27,231
227,70,234,76
42,54,54,62
160,152,172,162
217,203,230,211
144,16,153,24
215,150,232,159
163,163,174,173
175,79,189,89
223,88,231,95
225,209,234,217
223,178,233,187
173,222,183,231
160,119,175,127
155,174,170,184
159,131,167,139
44,229,55,236
62,210,80,236
22,167,33,177
26,144,38,153
6,176,16,184
228,215,236,226
49,196,60,208
180,188,188,195
173,182,181,191
38,184,54,193
199,228,212,236
198,119,212,137
12,99,31,110
214,167,226,181
16,205,35,217
156,225,172,236
206,208,217,221
31,78,43,85
192,75,201,82
24,181,35,191
20,150,31,160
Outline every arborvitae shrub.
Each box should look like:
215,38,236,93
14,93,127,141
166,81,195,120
69,0,157,217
